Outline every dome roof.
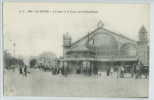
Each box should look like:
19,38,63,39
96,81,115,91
63,32,72,40
139,25,147,34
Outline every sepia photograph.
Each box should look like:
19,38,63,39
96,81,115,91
2,2,150,98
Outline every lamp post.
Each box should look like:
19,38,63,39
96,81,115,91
86,32,90,75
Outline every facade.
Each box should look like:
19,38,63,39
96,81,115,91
38,51,56,67
62,21,149,74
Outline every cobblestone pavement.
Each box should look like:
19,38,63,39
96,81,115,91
3,68,149,97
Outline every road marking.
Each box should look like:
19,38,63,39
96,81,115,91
11,83,16,96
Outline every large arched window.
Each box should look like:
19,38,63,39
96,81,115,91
89,33,118,56
120,43,137,56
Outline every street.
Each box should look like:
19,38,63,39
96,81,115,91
4,68,149,97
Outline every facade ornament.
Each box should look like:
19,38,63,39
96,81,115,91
97,20,104,28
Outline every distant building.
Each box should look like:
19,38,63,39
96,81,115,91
38,51,56,67
62,21,149,74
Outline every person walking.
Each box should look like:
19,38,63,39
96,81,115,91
23,65,27,77
64,66,68,77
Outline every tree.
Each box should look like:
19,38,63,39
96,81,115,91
4,50,24,69
30,59,36,68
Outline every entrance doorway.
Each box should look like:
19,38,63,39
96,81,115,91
77,69,81,74
76,65,81,74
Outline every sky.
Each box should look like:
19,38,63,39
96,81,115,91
3,3,150,59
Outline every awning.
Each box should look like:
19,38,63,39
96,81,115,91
97,57,138,62
61,57,138,62
67,44,93,52
61,58,97,61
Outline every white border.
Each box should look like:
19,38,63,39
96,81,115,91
0,0,154,100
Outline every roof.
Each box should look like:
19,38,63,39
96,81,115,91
70,44,87,51
68,44,93,52
70,25,136,47
63,32,72,40
70,28,100,47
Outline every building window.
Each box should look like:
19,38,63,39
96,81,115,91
89,39,94,45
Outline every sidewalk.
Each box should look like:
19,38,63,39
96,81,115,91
4,69,18,96
4,68,33,96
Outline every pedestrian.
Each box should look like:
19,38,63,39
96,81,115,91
54,67,56,75
121,66,124,78
51,68,53,74
107,67,110,76
144,67,148,79
131,66,135,78
88,67,92,76
85,67,88,76
110,67,114,76
23,65,27,77
44,66,47,72
56,67,59,75
139,66,142,78
135,64,140,79
53,67,55,75
61,66,64,75
13,65,15,72
117,65,120,78
64,66,68,77
96,67,98,75
19,65,23,74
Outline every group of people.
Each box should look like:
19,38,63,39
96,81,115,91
44,66,69,77
105,63,149,79
51,67,60,75
116,65,125,78
130,64,149,79
61,66,69,77
38,63,149,79
116,64,149,79
19,65,29,77
106,67,118,76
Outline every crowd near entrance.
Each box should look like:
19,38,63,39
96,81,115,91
61,61,136,74
59,60,149,78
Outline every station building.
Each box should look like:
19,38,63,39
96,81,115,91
62,21,149,74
